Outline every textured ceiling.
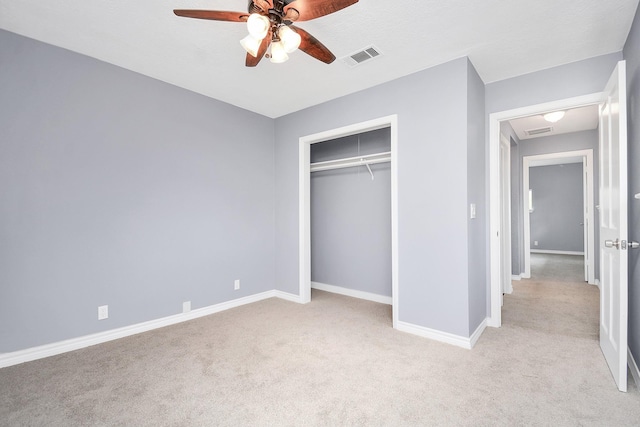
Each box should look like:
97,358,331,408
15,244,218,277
1,0,638,118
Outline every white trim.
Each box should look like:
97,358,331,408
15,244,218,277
489,92,604,328
311,282,392,305
273,290,305,304
595,279,601,289
511,274,523,281
0,290,297,369
522,150,595,283
469,318,488,348
530,250,585,256
396,319,487,350
500,134,513,295
299,138,311,304
629,348,640,388
299,115,399,328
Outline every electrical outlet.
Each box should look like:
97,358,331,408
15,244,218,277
534,241,539,246
183,301,191,313
234,279,240,290
470,203,476,219
98,305,108,320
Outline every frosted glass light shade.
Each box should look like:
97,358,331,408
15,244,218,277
279,26,301,53
270,41,289,63
240,35,262,57
543,111,566,123
247,13,269,40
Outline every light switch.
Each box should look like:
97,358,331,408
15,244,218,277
470,203,476,219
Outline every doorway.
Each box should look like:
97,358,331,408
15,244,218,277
309,128,392,305
489,61,630,391
522,150,596,284
488,93,603,328
298,115,399,328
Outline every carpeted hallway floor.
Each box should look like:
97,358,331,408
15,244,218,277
1,254,639,426
529,252,586,282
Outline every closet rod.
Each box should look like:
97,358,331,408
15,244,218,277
310,151,391,173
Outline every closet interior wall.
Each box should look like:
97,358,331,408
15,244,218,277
310,127,392,298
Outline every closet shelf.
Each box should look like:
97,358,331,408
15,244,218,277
310,151,391,173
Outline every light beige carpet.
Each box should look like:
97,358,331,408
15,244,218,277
1,262,639,425
530,253,586,282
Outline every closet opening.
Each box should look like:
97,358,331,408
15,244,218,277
298,115,399,328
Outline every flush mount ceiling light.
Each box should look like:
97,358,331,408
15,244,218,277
543,111,566,123
174,0,359,67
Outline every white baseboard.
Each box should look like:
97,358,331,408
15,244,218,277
530,249,584,256
469,318,488,348
595,279,601,290
311,282,392,305
396,318,487,350
273,290,305,304
511,274,523,281
629,348,640,388
0,290,298,369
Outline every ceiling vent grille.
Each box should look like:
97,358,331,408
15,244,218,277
525,126,553,136
342,46,382,67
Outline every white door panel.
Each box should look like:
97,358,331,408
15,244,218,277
599,60,628,392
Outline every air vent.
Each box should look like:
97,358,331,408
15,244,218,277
342,46,382,67
525,126,553,136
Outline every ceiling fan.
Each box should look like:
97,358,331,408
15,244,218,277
174,0,359,66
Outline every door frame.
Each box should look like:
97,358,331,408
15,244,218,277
522,150,595,284
488,93,603,327
499,134,513,297
298,115,399,328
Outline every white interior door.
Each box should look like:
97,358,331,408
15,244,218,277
599,60,628,392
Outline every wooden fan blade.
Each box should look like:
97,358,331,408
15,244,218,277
251,0,273,13
284,0,358,22
292,26,335,64
173,10,249,22
246,30,272,67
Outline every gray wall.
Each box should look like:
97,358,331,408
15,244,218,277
3,17,637,357
466,61,487,333
0,30,276,352
529,164,584,252
623,4,640,369
513,130,599,278
310,129,392,296
275,57,483,338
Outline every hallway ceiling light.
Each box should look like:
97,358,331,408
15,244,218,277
543,111,566,123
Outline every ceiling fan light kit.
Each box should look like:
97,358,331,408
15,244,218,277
269,40,289,63
279,25,302,53
174,0,359,67
240,34,263,57
247,13,270,39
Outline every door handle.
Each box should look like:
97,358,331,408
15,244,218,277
605,239,620,249
631,241,640,249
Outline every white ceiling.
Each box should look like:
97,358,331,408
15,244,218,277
1,0,638,118
509,105,600,141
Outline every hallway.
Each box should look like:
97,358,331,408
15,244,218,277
505,253,598,339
